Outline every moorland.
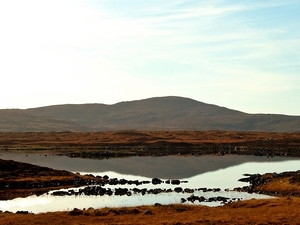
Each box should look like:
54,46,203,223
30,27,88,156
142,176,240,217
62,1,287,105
0,130,300,224
1,130,300,157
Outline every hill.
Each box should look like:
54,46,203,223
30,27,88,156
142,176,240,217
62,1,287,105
0,96,299,132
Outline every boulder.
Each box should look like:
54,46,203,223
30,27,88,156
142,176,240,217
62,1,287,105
144,210,153,215
180,198,187,203
174,187,183,193
152,178,162,185
171,179,180,185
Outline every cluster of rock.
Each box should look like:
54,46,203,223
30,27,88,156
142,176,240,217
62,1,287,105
235,171,300,197
52,184,242,205
0,210,31,214
82,176,186,186
68,207,153,216
52,186,218,197
51,176,242,205
51,176,224,197
180,194,240,204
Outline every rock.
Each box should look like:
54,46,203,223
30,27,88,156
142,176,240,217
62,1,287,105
144,210,153,215
132,180,142,186
180,198,187,203
106,188,113,196
166,188,172,193
108,178,119,185
171,179,180,185
187,194,196,203
69,208,83,216
130,208,140,214
152,178,162,185
141,188,147,195
216,196,228,202
98,187,107,196
213,188,221,192
115,188,129,196
148,188,162,194
184,188,194,193
174,187,183,193
86,207,95,213
199,187,207,192
52,190,71,196
16,211,29,214
119,178,128,185
110,209,120,215
198,196,206,202
132,187,141,193
238,177,250,182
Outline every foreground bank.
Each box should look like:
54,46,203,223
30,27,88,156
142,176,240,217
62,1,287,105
1,198,300,225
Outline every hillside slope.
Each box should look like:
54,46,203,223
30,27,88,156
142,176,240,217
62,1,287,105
0,110,89,132
0,96,299,132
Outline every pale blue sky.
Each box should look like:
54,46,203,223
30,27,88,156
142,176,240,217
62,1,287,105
0,0,299,115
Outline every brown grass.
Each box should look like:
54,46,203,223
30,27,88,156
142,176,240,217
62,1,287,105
1,198,300,225
1,131,300,158
1,130,300,146
254,173,300,197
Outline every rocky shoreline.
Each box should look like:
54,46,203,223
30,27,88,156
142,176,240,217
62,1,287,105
0,159,103,200
1,158,299,207
50,176,237,205
235,171,300,197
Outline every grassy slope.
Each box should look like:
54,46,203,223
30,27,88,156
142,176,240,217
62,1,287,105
0,110,89,132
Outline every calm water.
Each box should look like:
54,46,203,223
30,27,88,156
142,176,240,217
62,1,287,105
0,152,299,213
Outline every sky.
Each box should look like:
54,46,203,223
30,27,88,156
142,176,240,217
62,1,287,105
0,0,299,115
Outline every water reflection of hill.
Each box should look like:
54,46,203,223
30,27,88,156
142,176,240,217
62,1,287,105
75,155,295,179
0,153,295,179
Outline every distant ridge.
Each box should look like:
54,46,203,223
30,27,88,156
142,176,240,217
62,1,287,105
0,96,299,132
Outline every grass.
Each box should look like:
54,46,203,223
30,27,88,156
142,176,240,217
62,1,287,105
1,199,300,224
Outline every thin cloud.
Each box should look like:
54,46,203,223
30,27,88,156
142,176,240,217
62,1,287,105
0,0,299,115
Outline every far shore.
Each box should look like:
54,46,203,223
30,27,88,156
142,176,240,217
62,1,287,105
1,130,300,157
